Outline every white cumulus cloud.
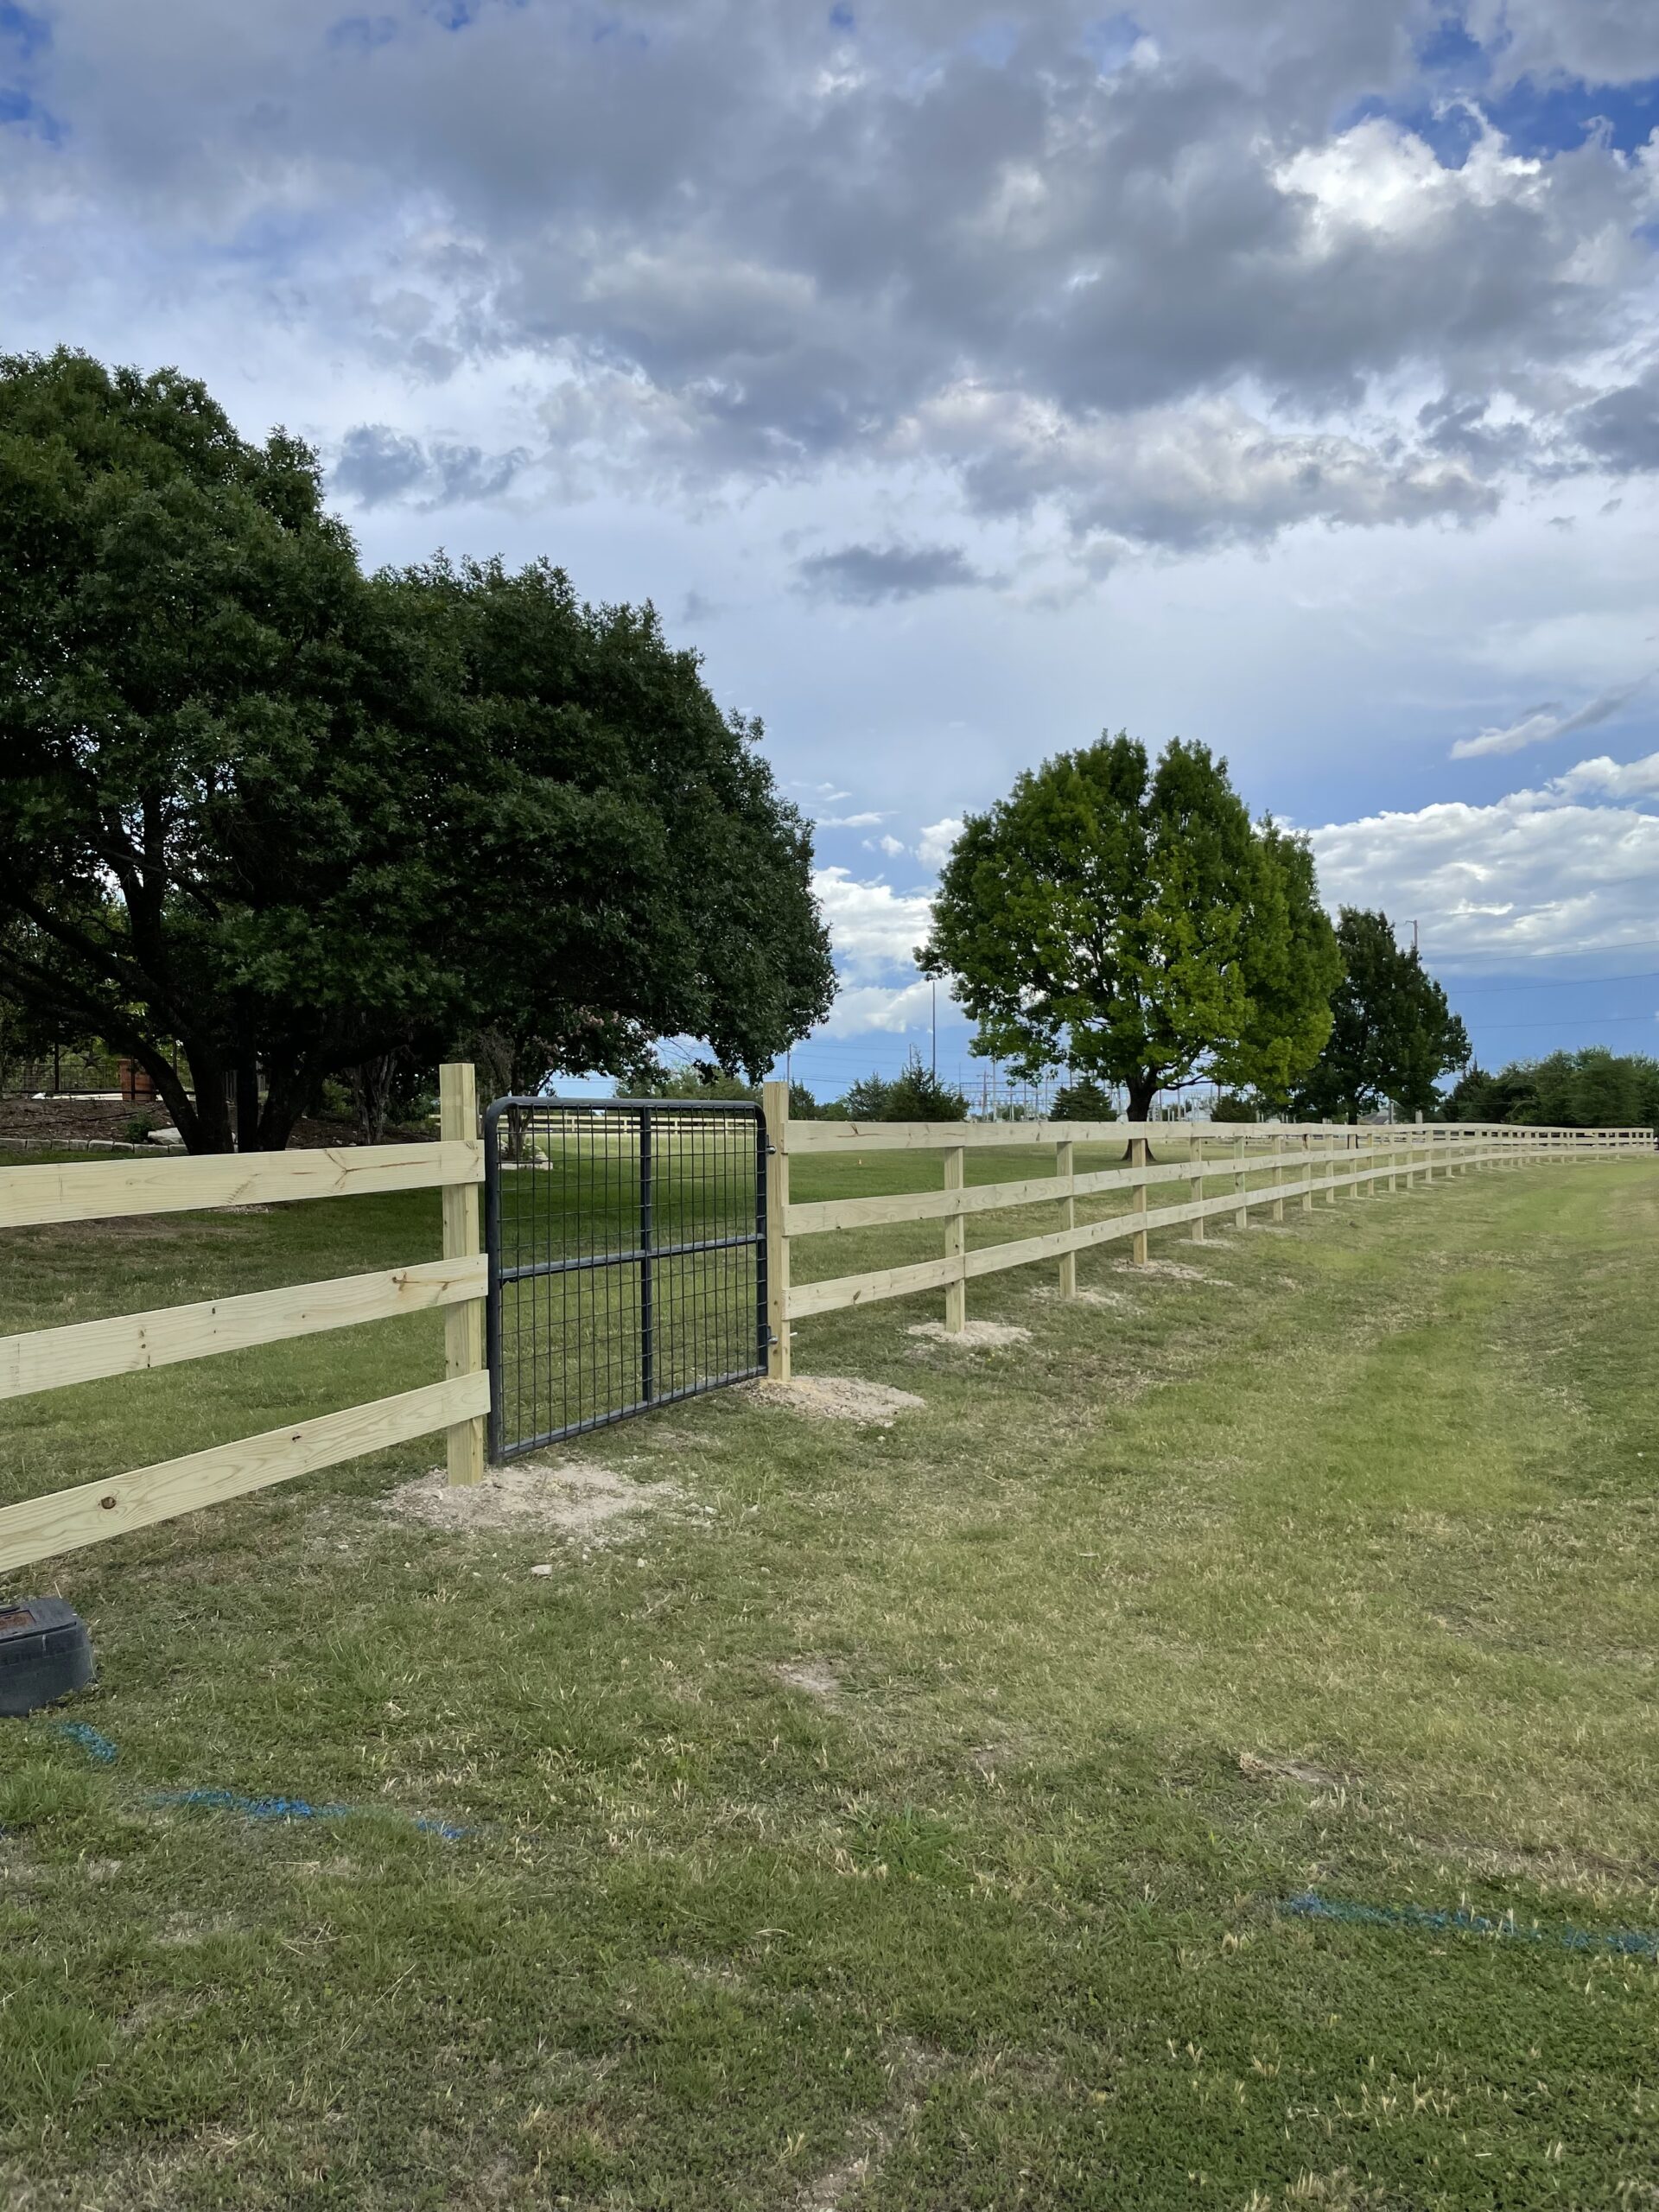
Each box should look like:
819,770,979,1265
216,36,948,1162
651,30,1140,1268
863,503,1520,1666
1310,749,1659,962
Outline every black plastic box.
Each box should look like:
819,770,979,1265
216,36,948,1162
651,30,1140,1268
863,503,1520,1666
0,1598,95,1717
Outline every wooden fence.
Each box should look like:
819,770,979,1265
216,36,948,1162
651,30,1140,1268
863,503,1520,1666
0,1064,487,1577
759,1083,1653,1382
0,1068,1649,1573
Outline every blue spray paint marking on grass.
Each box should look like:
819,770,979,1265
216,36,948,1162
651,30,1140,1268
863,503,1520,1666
28,1718,467,1839
149,1786,468,1841
48,1720,118,1764
1281,1890,1659,1961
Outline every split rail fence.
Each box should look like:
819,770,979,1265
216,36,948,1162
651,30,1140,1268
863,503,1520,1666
0,1064,487,1577
759,1081,1652,1380
0,1064,1649,1575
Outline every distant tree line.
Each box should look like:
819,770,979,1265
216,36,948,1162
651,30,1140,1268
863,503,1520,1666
1446,1050,1659,1129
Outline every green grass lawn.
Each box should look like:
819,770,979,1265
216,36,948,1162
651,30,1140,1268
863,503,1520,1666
0,1147,1656,2209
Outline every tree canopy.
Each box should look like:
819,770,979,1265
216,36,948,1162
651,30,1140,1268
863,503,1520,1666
0,351,833,1150
1446,1048,1659,1129
1289,908,1468,1122
918,734,1339,1121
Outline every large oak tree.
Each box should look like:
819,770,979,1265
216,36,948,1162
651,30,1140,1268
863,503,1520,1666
0,351,833,1150
918,734,1340,1121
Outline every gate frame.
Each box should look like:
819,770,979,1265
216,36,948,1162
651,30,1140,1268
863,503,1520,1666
482,1094,769,1462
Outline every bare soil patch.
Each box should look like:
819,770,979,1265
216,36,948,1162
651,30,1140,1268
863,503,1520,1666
1030,1286,1128,1311
775,1659,842,1700
1238,1750,1349,1790
749,1376,924,1425
1112,1257,1230,1285
908,1319,1032,1349
379,1458,677,1544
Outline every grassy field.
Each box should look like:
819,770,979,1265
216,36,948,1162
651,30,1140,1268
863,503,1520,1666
1,1144,1656,2209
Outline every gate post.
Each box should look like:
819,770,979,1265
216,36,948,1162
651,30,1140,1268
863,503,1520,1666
441,1061,486,1486
763,1080,791,1382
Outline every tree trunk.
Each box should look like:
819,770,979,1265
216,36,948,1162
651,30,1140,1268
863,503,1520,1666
1124,1071,1160,1162
178,1041,235,1154
234,1059,261,1153
347,1054,400,1146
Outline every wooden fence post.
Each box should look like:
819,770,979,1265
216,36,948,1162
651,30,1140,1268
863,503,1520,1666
763,1080,791,1382
440,1061,486,1488
1057,1137,1078,1294
1189,1135,1205,1243
1415,1109,1426,1186
1131,1132,1149,1262
1271,1123,1284,1221
1300,1132,1313,1213
1323,1122,1337,1205
1234,1135,1248,1229
944,1143,967,1328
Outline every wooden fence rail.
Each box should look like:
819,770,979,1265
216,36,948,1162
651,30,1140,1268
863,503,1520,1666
759,1086,1652,1381
0,1063,486,1576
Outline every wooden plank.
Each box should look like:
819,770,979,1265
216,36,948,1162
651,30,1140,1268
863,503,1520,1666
944,1145,966,1332
0,1374,490,1577
0,1256,486,1402
786,1252,963,1321
0,1139,480,1231
1233,1135,1248,1229
1057,1138,1077,1294
785,1172,1065,1236
764,1082,791,1381
1130,1134,1148,1264
440,1064,486,1489
1189,1136,1205,1243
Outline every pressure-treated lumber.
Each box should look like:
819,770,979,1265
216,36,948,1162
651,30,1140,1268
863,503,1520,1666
782,1146,1525,1322
1189,1138,1205,1243
786,1251,963,1321
1058,1139,1078,1292
763,1082,792,1381
440,1064,486,1488
0,1255,486,1402
944,1146,967,1331
0,1139,481,1231
0,1374,490,1577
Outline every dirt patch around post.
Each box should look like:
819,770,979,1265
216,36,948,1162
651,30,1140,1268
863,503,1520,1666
1030,1286,1128,1311
1112,1257,1233,1285
748,1376,924,1426
379,1459,677,1544
908,1319,1032,1349
775,1659,842,1700
1238,1750,1349,1791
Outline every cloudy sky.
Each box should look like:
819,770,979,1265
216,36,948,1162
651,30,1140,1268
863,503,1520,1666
5,0,1659,1092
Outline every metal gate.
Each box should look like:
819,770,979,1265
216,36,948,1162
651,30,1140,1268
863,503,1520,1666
483,1096,767,1460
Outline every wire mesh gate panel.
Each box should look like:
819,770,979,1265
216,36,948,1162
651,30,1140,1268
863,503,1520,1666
483,1097,767,1459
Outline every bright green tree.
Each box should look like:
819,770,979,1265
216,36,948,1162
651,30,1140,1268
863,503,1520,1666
918,734,1338,1122
1290,909,1468,1122
838,1050,967,1122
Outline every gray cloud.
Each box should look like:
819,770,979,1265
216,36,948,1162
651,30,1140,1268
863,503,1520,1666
1451,674,1651,760
333,423,527,508
1572,365,1659,472
10,2,1659,556
795,540,988,605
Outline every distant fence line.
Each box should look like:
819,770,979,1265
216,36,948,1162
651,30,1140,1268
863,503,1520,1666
759,1087,1653,1380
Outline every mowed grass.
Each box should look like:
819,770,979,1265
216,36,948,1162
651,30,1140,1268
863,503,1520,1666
0,1143,1656,2209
